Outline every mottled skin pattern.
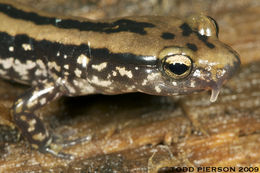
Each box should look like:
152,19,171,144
0,0,240,158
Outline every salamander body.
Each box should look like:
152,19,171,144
0,0,240,158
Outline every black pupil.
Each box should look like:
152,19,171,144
168,63,189,75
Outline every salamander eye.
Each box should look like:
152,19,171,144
162,54,192,80
207,16,219,37
186,14,219,37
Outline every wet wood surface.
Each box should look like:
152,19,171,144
0,0,260,172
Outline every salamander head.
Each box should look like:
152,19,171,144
139,15,240,102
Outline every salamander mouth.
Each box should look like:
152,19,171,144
209,60,240,102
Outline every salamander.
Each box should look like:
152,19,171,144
0,0,240,158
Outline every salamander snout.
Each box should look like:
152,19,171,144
207,48,241,102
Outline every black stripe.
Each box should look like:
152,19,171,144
186,43,198,51
161,32,175,40
196,33,215,49
180,23,193,36
0,31,157,66
0,3,155,35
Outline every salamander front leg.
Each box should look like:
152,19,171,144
11,81,72,159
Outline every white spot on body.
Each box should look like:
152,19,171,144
0,57,14,69
64,64,69,70
91,76,112,87
60,79,77,94
73,79,96,95
198,59,218,66
92,62,107,72
155,86,161,93
64,55,67,59
25,60,37,69
172,81,177,86
56,77,66,85
193,69,201,77
22,43,32,51
74,68,82,78
146,69,152,73
33,133,46,141
135,67,139,70
147,73,159,81
56,51,60,56
28,119,36,132
112,71,117,76
13,59,36,77
190,80,195,88
35,59,47,77
48,61,61,72
129,85,136,90
142,79,148,86
77,54,89,68
36,60,45,69
51,73,59,81
116,67,133,78
20,115,26,121
9,46,14,52
39,97,47,105
0,69,7,75
123,85,136,92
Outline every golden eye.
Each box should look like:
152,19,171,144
162,54,192,80
186,14,219,38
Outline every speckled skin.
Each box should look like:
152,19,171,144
0,0,240,158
